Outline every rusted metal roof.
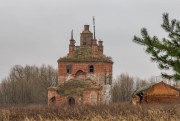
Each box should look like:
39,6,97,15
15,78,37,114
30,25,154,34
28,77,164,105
132,82,156,96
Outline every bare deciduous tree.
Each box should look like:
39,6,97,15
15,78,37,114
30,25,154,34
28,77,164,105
112,73,134,102
0,65,58,105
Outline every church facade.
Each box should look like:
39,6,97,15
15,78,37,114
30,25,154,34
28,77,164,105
48,24,113,107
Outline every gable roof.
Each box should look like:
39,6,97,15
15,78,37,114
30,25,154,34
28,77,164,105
132,81,180,97
132,82,156,96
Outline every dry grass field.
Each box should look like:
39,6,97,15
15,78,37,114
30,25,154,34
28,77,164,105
1,103,180,121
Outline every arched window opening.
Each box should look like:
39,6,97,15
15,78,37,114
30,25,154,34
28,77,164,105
89,65,94,73
68,97,75,106
66,65,72,74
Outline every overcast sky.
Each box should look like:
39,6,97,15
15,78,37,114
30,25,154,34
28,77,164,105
0,0,180,81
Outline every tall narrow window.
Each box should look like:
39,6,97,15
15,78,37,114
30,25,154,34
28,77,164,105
89,65,94,73
83,42,86,45
83,37,86,45
66,65,72,74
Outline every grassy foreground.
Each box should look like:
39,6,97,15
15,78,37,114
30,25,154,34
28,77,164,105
0,103,180,121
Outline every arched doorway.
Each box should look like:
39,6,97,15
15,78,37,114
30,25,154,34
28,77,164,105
68,97,75,106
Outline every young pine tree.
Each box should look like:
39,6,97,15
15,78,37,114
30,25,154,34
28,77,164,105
133,13,180,81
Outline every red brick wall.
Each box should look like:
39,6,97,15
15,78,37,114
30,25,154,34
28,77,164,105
55,96,82,106
58,62,113,85
80,33,93,46
48,88,58,107
83,90,101,105
48,89,82,107
142,96,180,104
58,62,112,76
48,88,102,107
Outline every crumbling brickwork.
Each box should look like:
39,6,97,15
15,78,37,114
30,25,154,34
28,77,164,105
48,24,113,107
57,62,112,85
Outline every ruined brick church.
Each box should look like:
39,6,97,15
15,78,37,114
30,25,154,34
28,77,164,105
48,23,113,107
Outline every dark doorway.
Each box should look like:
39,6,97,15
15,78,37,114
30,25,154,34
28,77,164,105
68,97,75,106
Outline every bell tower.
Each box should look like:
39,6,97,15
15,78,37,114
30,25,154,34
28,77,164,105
80,25,93,46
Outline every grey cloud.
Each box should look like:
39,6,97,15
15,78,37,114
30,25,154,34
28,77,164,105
0,0,180,81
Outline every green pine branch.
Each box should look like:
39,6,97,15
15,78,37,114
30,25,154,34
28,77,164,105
133,13,180,81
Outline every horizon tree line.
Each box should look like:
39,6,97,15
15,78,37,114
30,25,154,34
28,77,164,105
0,64,164,105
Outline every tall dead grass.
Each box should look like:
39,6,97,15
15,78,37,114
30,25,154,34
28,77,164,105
0,103,180,121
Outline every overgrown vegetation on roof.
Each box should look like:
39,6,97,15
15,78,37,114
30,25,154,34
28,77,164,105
74,47,92,58
57,79,98,96
58,56,112,62
58,47,113,62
